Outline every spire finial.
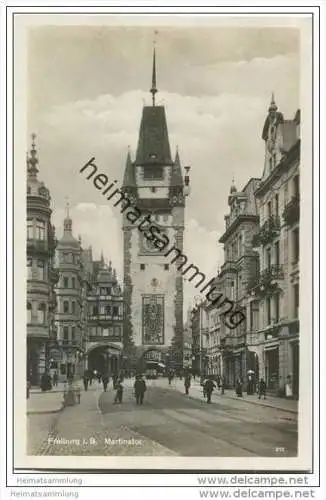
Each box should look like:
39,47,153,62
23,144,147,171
27,133,39,177
65,196,70,218
150,32,158,106
269,92,277,113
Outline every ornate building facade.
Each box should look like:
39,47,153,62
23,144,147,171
122,49,189,370
217,178,261,387
54,206,85,381
86,257,124,375
249,98,300,397
26,135,59,385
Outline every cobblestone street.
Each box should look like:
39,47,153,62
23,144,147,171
27,378,297,457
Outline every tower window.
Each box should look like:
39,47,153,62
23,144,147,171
140,264,145,271
71,277,76,289
151,187,157,193
72,301,76,314
71,327,76,341
143,166,163,180
63,326,69,340
113,306,119,316
164,264,169,271
63,301,69,313
63,277,68,288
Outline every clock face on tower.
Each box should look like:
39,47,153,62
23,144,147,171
140,227,168,254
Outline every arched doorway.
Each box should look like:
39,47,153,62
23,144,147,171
86,344,122,376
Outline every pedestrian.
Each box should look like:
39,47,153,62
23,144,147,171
203,377,216,404
134,375,147,405
184,373,191,395
258,378,266,399
168,371,173,385
235,378,243,397
52,371,58,387
216,375,221,391
83,371,89,391
221,375,225,395
114,379,124,404
102,373,109,392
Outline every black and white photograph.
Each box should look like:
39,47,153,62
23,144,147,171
9,12,315,473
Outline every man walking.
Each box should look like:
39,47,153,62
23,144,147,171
258,378,266,400
82,370,89,391
114,379,124,404
203,377,216,404
102,373,109,392
134,375,147,405
184,373,191,395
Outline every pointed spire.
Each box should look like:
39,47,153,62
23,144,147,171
150,46,158,106
175,146,180,167
268,92,278,113
63,195,73,235
123,146,136,187
170,147,184,187
100,251,104,266
27,133,39,178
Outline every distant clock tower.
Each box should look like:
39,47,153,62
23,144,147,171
122,48,189,359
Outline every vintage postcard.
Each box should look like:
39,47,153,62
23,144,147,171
12,13,314,472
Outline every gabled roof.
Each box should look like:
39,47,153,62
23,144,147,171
135,106,173,166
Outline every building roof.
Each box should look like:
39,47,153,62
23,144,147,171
135,106,173,166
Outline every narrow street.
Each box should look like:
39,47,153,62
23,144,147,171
30,378,297,457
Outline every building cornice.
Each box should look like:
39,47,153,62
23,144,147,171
219,214,259,244
255,140,300,198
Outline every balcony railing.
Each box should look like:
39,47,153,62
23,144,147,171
248,265,284,296
251,215,281,247
283,195,300,226
219,260,237,275
27,238,49,254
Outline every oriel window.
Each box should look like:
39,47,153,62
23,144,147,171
36,220,46,240
27,219,34,239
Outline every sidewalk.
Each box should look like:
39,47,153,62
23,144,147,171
27,379,86,415
169,379,298,414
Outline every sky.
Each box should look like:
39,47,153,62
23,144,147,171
27,21,300,313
